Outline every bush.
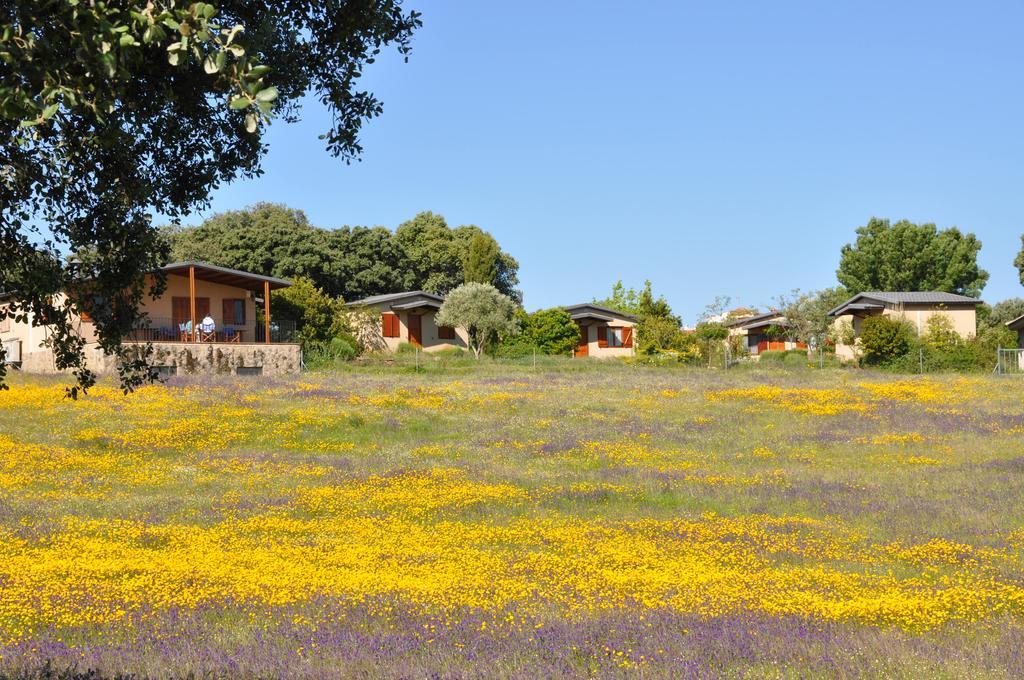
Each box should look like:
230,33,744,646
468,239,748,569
395,342,418,355
270,277,348,348
304,336,358,368
860,316,915,365
493,339,541,359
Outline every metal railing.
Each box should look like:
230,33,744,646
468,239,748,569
124,317,297,344
996,348,1024,375
254,319,298,344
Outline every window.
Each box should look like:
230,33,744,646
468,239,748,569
438,324,456,340
0,315,9,333
382,312,400,338
223,298,246,325
236,366,263,376
601,326,633,349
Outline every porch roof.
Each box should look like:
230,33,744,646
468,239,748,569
563,303,639,323
160,262,292,291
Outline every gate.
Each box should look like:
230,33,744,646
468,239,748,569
996,348,1024,375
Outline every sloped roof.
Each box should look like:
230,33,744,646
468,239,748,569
161,262,292,290
725,311,783,329
828,291,981,317
344,291,445,308
564,303,639,322
1006,314,1024,331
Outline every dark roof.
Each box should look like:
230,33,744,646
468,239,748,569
828,291,981,317
1006,314,1024,331
345,291,445,308
564,303,639,322
160,261,292,291
725,311,783,329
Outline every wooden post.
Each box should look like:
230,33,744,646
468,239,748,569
264,280,271,344
189,265,196,342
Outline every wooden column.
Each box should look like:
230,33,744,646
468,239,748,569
189,265,196,342
264,280,271,344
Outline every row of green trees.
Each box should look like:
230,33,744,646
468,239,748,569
163,204,521,303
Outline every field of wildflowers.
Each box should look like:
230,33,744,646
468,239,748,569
1,364,1023,677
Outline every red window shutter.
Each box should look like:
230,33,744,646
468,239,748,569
623,326,633,348
438,325,455,340
597,326,608,348
223,299,232,325
383,313,400,338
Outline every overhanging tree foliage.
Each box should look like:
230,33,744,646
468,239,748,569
837,218,988,297
0,1,420,394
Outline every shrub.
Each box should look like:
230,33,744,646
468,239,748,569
512,308,579,356
860,316,915,365
395,342,418,355
304,336,358,368
270,277,348,348
493,339,541,359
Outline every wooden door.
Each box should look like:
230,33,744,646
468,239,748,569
172,297,190,328
407,313,422,346
172,297,210,327
575,324,589,357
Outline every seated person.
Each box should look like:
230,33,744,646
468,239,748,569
200,315,216,333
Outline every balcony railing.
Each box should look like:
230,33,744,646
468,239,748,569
254,319,298,343
124,317,297,344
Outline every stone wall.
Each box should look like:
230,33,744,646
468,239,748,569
16,342,301,377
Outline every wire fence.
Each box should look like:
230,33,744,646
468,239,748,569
995,348,1024,375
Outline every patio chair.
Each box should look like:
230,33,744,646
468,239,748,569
198,317,217,343
223,326,241,343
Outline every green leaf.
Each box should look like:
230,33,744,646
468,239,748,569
203,55,218,74
255,87,278,103
248,65,271,78
229,96,249,110
118,34,135,47
41,103,58,120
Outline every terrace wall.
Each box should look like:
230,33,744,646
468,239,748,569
17,342,301,377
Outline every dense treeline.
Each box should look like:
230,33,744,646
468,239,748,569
163,204,521,303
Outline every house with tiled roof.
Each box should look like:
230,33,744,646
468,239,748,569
827,291,982,361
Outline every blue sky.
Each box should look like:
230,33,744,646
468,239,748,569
198,0,1024,324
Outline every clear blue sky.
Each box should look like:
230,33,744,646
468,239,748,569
198,0,1024,324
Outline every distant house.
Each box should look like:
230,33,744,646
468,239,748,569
345,291,468,352
725,312,807,357
1005,315,1024,349
564,304,637,358
1,261,300,376
827,291,981,361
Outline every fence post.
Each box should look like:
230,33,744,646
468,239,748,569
919,347,924,374
997,346,1002,375
415,346,420,372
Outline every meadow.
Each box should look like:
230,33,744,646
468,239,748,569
1,362,1023,678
